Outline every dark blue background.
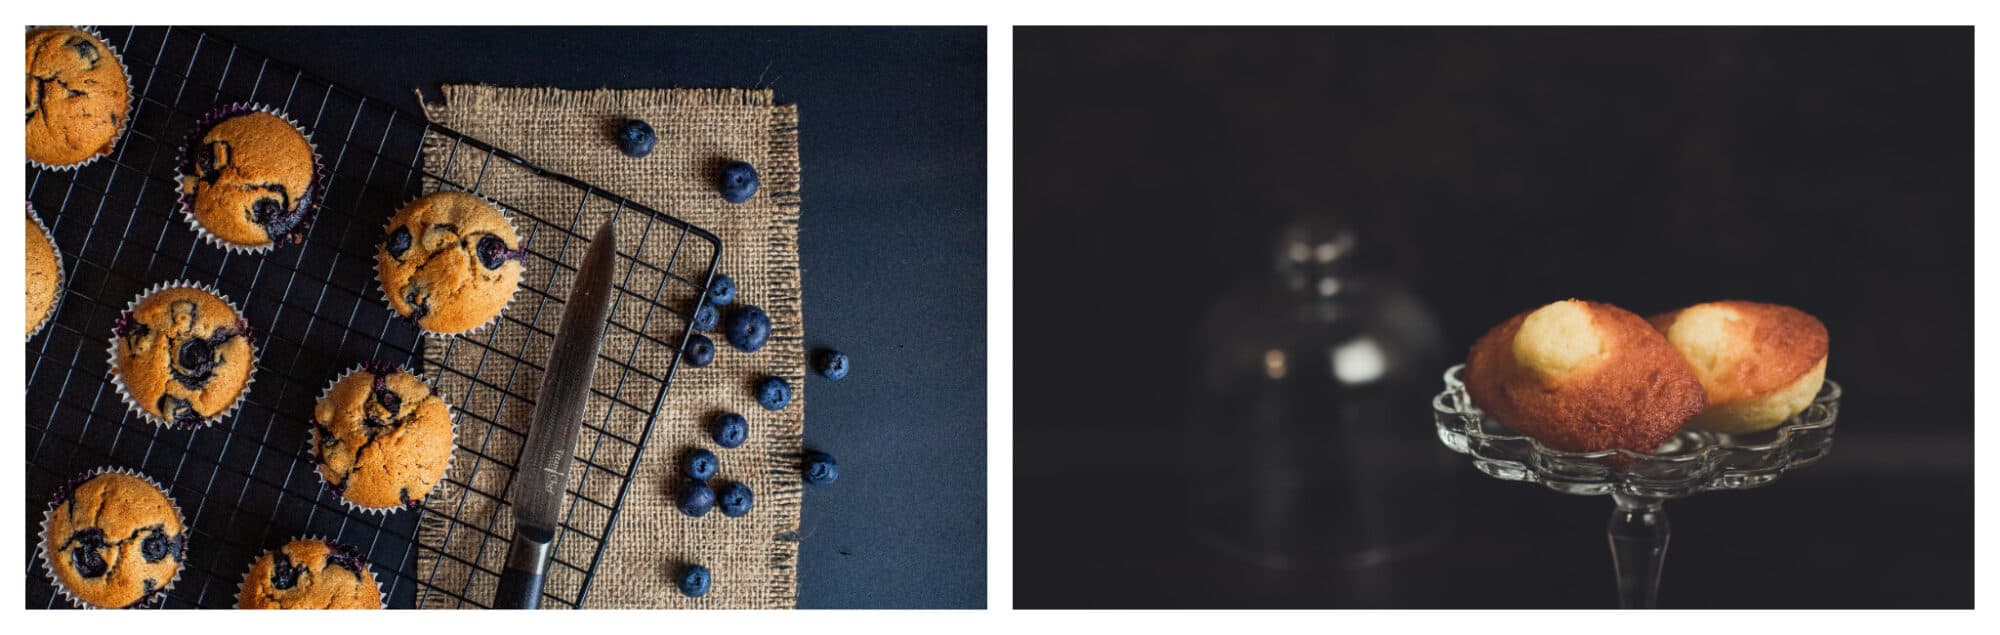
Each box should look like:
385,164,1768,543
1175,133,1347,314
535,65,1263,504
200,26,988,609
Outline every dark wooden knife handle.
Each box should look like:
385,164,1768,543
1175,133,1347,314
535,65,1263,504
494,528,553,609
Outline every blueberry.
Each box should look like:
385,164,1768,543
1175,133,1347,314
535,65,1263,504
691,303,718,332
270,552,304,590
755,376,792,411
476,235,518,270
814,349,850,381
717,482,754,517
718,161,759,204
139,527,174,563
616,120,656,158
252,196,285,226
713,412,748,449
723,305,771,352
177,337,214,372
683,334,715,368
706,274,736,306
675,480,715,517
676,564,711,598
67,528,109,578
685,448,718,482
375,386,403,415
803,451,838,485
385,225,413,258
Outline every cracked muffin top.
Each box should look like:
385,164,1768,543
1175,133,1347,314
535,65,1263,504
41,470,187,608
110,284,255,429
236,538,382,609
28,206,62,338
375,191,524,335
177,107,317,250
312,364,455,511
26,27,130,168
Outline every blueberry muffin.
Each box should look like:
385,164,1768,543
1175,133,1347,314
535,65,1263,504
1649,301,1830,434
39,468,187,609
311,363,455,511
236,538,383,609
109,283,256,429
26,27,130,169
176,104,318,250
376,191,524,335
28,205,63,340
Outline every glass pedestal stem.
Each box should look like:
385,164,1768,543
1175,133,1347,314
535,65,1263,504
1607,493,1669,609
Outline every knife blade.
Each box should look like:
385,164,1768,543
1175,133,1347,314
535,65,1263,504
495,218,618,609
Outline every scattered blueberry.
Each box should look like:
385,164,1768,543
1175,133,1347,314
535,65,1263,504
706,274,736,306
803,451,839,485
677,563,711,598
814,349,850,381
724,305,771,352
692,303,719,332
685,448,718,482
755,376,792,411
616,120,656,158
717,482,754,517
675,480,715,517
683,334,715,368
713,412,748,449
718,161,760,204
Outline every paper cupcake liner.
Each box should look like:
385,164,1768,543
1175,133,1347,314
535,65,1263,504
27,202,65,342
373,189,526,339
173,102,325,253
25,26,134,172
38,466,189,609
106,280,258,430
307,362,459,515
232,534,388,609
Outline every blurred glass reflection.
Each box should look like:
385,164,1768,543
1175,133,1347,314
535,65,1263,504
1187,213,1455,573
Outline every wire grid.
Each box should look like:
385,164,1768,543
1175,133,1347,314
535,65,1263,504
25,26,720,609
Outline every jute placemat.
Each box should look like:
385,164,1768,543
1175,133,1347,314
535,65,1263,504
413,85,803,609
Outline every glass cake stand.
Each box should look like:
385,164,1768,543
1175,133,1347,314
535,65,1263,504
1432,364,1841,608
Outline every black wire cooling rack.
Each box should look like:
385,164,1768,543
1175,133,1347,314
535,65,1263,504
26,26,720,609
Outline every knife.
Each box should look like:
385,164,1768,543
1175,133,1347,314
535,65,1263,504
495,218,618,609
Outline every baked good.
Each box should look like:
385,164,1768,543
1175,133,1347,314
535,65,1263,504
1648,300,1829,434
39,468,187,608
311,363,455,511
176,104,318,250
236,537,383,609
28,204,63,339
375,191,524,335
1462,299,1705,454
109,283,255,429
26,26,130,169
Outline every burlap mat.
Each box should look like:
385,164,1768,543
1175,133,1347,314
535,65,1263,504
412,86,803,609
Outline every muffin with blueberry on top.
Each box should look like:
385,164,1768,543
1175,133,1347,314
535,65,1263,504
375,191,524,336
39,468,187,609
26,26,131,169
176,103,319,251
108,283,256,429
311,363,455,512
236,537,383,609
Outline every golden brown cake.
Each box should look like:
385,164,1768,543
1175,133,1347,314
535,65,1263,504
176,104,318,250
26,27,130,168
311,363,455,511
1463,299,1706,455
376,191,524,336
39,468,186,609
109,283,255,429
1649,300,1829,434
27,205,63,339
236,538,383,609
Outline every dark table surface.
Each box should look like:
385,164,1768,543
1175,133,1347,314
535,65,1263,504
1015,26,1971,609
198,26,987,609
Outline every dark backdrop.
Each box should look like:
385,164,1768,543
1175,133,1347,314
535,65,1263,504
201,26,988,609
1015,26,1970,609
